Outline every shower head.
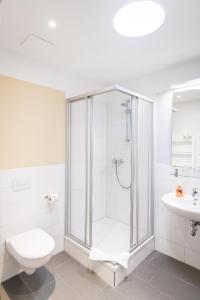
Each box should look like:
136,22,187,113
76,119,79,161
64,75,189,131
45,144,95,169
121,100,130,107
121,100,131,114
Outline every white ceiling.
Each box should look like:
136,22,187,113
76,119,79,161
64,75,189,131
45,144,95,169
0,0,200,85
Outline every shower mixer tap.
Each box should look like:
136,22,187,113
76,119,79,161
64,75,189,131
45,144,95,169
112,158,124,165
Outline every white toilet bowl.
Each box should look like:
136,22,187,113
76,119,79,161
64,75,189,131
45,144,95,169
6,228,55,275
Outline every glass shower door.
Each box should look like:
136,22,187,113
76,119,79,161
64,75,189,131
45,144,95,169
67,99,87,244
137,99,153,243
91,91,133,254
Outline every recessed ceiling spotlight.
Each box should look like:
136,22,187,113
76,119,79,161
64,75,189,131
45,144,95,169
177,94,182,99
113,1,165,37
48,20,56,28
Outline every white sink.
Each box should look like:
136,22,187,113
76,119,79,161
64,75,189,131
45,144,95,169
162,193,200,220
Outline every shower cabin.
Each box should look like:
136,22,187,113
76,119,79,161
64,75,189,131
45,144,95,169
65,85,154,286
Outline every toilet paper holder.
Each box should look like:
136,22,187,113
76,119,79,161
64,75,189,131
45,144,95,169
45,193,58,203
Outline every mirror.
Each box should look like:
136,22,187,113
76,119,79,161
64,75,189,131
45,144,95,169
172,88,200,177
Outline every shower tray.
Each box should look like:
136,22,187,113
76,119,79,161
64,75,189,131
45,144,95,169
64,235,154,287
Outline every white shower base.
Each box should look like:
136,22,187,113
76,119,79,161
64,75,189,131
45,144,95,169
93,217,130,254
65,223,154,287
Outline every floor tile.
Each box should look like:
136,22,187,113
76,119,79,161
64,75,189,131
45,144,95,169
157,255,200,288
20,267,55,293
1,286,10,300
117,275,160,300
46,252,72,271
148,252,172,270
133,260,160,282
3,251,200,300
157,293,173,300
33,281,56,300
145,251,159,263
94,287,129,300
2,275,37,300
55,260,106,300
36,272,82,300
151,270,200,300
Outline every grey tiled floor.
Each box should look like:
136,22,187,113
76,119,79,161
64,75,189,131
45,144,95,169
2,251,200,300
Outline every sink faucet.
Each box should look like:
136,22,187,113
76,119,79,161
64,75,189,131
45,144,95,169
192,188,199,201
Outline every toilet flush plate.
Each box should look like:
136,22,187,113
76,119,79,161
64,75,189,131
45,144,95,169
12,176,30,192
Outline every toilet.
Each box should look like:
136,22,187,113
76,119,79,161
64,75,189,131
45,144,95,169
6,228,55,275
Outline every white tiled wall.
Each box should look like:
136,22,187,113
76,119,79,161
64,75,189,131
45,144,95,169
0,164,65,281
92,92,131,226
92,95,107,222
106,93,131,225
155,163,200,269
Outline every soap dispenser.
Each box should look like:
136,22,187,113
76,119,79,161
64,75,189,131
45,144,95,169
176,185,184,197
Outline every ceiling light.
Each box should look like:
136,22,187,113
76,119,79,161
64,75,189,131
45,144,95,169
171,79,200,90
48,20,56,28
113,1,165,37
177,94,182,99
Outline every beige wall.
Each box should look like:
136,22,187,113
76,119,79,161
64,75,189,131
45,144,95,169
0,75,65,170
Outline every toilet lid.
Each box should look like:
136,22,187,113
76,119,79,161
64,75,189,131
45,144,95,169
7,229,55,259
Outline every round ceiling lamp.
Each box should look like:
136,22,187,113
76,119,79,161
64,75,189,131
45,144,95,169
113,1,166,37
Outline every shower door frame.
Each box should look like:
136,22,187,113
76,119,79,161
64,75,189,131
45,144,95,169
66,85,154,252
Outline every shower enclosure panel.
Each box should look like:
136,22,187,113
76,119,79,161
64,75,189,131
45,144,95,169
66,86,154,260
67,98,91,247
137,100,153,244
92,91,133,254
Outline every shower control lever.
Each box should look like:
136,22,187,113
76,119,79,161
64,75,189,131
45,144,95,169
112,158,124,165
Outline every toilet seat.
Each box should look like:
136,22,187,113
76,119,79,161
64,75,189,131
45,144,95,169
6,228,55,274
7,229,55,260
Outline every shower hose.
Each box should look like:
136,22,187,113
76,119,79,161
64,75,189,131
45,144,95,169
114,162,131,190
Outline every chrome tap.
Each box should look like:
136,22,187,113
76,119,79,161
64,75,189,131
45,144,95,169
112,158,124,165
174,167,179,178
192,188,199,201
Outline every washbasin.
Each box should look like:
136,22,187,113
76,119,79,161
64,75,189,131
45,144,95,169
162,193,200,220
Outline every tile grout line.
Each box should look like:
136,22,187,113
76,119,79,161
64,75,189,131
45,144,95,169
48,256,73,272
19,274,39,299
91,285,108,300
31,277,63,299
150,252,200,289
125,272,163,298
19,270,56,291
155,292,162,299
172,275,200,289
147,262,200,300
148,263,200,293
51,265,87,299
52,258,108,300
112,287,130,300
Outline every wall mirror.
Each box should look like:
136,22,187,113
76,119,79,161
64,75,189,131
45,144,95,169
172,87,200,178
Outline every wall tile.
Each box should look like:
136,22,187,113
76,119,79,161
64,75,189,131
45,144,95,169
155,221,185,246
155,237,184,261
155,206,186,230
185,248,200,270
